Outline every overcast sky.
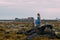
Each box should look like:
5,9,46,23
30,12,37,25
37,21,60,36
0,0,60,19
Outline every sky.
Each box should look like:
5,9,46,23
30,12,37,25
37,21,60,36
0,0,60,19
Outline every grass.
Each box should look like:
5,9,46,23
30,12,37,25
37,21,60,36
0,22,60,40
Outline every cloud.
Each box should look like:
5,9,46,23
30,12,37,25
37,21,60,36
0,1,16,6
41,0,60,8
0,0,60,19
